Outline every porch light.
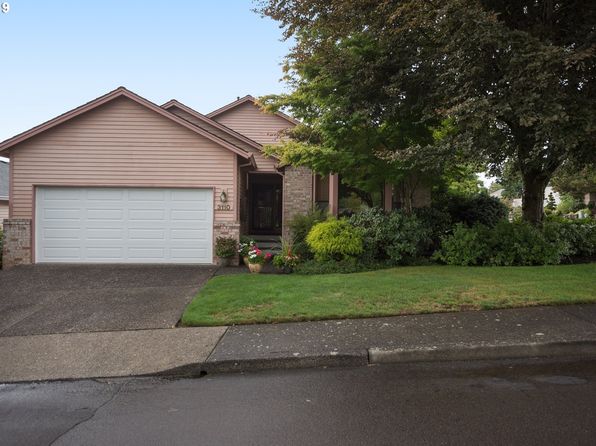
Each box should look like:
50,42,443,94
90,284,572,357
219,190,228,203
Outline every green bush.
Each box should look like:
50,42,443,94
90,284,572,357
412,207,453,253
442,193,508,227
544,219,596,259
215,236,237,258
288,209,326,260
306,218,363,261
348,208,432,264
433,223,488,266
435,221,566,266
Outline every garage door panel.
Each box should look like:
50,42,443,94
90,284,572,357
36,187,213,264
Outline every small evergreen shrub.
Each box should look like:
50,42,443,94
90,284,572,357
288,209,326,260
294,258,392,275
306,218,363,261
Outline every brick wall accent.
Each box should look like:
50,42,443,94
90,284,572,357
2,219,32,268
214,220,240,265
282,166,313,238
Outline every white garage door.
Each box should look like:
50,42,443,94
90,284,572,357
35,187,213,264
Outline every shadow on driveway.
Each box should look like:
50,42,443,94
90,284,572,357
0,264,216,337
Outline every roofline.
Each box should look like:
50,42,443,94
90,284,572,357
0,87,253,160
206,95,300,125
161,99,263,151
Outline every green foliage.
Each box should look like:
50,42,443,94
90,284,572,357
441,193,509,227
272,237,300,271
259,0,596,225
543,219,596,259
215,237,237,258
557,194,582,215
348,208,429,264
293,258,388,275
288,209,326,260
435,221,566,266
545,193,557,211
306,218,363,261
551,163,596,200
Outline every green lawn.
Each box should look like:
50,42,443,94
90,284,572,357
181,264,596,326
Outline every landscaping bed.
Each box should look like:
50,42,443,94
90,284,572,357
181,263,596,326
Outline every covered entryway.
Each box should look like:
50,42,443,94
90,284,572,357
248,174,283,235
35,187,213,264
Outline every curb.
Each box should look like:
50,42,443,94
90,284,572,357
368,340,596,364
201,352,368,374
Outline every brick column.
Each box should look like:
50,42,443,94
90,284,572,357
328,174,339,217
2,219,32,268
213,221,240,266
283,166,314,238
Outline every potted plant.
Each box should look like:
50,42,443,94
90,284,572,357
238,238,255,265
215,236,237,266
272,238,300,273
246,245,272,273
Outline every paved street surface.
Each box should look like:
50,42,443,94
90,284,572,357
2,358,595,446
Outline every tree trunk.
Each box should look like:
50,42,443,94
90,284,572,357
521,172,548,225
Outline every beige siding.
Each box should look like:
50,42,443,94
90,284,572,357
213,102,294,172
10,97,237,222
0,201,8,220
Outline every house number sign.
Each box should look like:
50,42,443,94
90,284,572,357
217,204,232,211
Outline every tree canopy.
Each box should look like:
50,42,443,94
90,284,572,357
258,0,596,224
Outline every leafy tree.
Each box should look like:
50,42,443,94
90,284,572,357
551,162,596,200
258,0,596,224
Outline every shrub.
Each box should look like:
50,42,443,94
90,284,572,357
306,218,363,261
215,237,237,258
435,221,566,266
412,207,453,254
433,223,489,266
348,208,431,264
544,219,596,259
288,209,326,260
272,237,300,271
442,193,508,227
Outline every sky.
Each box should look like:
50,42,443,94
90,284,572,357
0,0,292,158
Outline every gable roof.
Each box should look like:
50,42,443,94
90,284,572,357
0,87,256,167
161,99,263,151
206,95,300,126
0,160,8,200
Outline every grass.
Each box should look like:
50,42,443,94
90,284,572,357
181,264,596,326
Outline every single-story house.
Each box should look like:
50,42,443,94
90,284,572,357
0,160,8,221
0,87,429,267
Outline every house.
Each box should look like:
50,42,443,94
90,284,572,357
0,87,429,267
0,160,8,221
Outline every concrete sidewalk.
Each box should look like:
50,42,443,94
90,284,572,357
1,304,596,382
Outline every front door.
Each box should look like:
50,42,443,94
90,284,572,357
249,174,282,235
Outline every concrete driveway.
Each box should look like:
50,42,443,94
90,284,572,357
0,264,216,337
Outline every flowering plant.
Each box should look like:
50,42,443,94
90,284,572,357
272,237,300,271
247,246,272,265
238,239,256,257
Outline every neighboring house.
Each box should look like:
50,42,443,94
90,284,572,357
0,87,428,267
490,187,561,209
0,160,8,221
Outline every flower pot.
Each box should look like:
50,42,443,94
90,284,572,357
218,257,232,267
243,256,249,265
248,263,263,273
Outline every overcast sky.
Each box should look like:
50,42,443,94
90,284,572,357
0,0,291,156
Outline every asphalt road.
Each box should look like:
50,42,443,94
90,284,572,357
1,359,596,446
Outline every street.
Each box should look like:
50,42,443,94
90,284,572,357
1,359,596,446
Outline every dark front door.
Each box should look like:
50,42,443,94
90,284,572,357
249,174,283,235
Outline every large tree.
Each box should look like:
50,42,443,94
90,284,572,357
258,0,596,224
